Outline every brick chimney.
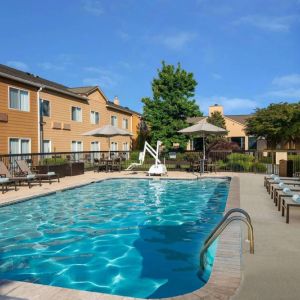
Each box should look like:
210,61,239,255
113,96,119,105
209,104,224,116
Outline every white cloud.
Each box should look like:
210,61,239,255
264,73,300,99
272,74,300,87
150,32,197,50
198,96,258,114
6,61,29,71
267,88,300,99
83,67,119,89
82,0,104,16
38,62,64,71
212,73,222,80
117,31,130,41
234,15,298,32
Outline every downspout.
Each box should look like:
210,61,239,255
37,86,44,153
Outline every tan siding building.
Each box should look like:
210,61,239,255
0,64,140,155
0,77,39,154
187,104,254,151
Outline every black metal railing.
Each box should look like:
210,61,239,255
1,149,299,176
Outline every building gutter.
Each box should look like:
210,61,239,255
37,86,44,153
0,72,88,101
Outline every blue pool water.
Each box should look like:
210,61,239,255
0,178,229,298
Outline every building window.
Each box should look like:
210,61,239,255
9,87,29,112
9,138,30,154
122,142,129,151
71,141,83,152
43,140,51,153
90,111,100,124
40,99,50,117
110,142,118,151
122,118,129,129
111,115,117,127
248,136,257,150
91,141,100,159
71,107,82,122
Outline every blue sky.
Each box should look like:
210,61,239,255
1,0,299,115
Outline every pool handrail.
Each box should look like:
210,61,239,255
204,208,252,245
200,210,254,270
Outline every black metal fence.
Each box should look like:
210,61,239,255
1,149,299,176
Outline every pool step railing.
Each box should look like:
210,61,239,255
200,208,254,270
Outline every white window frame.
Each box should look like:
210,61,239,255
90,141,100,151
122,142,129,151
71,106,82,122
8,137,31,154
42,140,52,153
110,142,118,151
40,99,51,117
71,141,83,152
111,115,118,127
122,118,129,129
8,86,30,112
90,110,100,124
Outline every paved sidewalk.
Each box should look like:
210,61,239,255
233,173,300,300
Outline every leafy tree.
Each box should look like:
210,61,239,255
245,102,300,148
142,61,202,150
135,118,149,150
207,111,226,129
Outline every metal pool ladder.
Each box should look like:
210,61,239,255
200,208,254,270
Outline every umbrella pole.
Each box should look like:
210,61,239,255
108,137,111,159
203,135,205,160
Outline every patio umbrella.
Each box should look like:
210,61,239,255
178,119,227,159
82,125,133,158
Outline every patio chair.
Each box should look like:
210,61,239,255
16,160,59,184
281,194,300,223
206,158,217,173
0,161,39,190
0,177,16,194
93,158,107,172
111,157,121,172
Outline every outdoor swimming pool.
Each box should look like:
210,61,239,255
0,178,230,298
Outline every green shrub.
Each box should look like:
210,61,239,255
227,153,255,162
130,151,140,161
251,162,267,173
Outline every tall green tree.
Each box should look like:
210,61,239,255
245,102,300,148
207,111,226,129
142,62,202,150
206,111,227,147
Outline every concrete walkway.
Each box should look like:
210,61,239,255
234,173,300,300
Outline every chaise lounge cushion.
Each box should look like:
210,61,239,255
292,194,300,203
26,174,36,180
47,172,56,176
0,178,9,184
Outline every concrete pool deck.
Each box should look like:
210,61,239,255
0,171,300,299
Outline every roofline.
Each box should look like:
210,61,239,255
0,72,88,101
106,103,141,116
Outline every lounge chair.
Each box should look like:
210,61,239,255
0,177,16,194
281,194,300,223
274,186,300,210
16,160,59,184
0,161,39,190
269,180,300,199
264,174,300,192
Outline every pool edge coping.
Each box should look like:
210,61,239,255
0,175,241,300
